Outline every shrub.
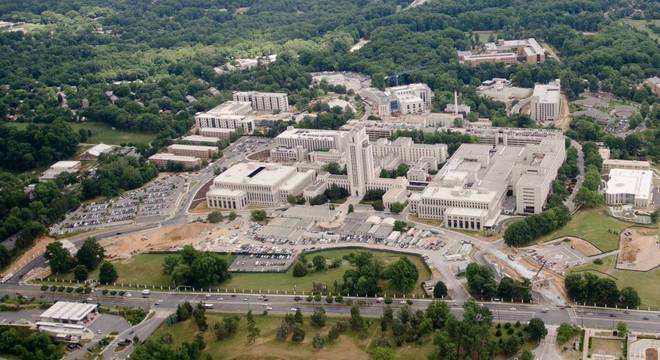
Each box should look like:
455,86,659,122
306,295,313,302
495,329,502,337
314,294,322,302
384,297,392,304
593,258,603,265
57,286,65,292
326,295,333,304
40,285,48,291
110,290,117,296
65,287,73,293
102,289,109,295
334,295,343,303
49,285,57,291
75,287,83,293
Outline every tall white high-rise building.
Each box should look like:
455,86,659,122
345,127,375,198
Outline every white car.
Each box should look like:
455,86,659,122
509,307,517,311
290,307,298,312
243,298,248,302
266,306,273,310
217,297,224,301
125,292,132,297
399,300,407,304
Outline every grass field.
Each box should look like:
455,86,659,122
49,248,432,296
572,255,660,308
622,19,660,41
3,121,157,145
539,209,631,252
150,312,433,360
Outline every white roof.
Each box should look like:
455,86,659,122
277,127,341,141
41,301,97,322
168,144,218,152
51,161,80,169
149,153,200,162
533,80,561,104
213,162,298,187
86,143,114,157
606,169,653,200
181,135,222,144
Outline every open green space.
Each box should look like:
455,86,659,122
539,209,631,252
622,19,660,41
3,121,157,145
572,255,660,308
151,312,432,360
50,248,431,296
224,248,432,297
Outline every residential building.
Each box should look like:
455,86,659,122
148,153,201,169
232,91,289,112
530,79,561,122
605,169,653,208
207,162,314,209
167,144,219,159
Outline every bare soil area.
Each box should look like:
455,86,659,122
618,228,660,271
570,237,602,257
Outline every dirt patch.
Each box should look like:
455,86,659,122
1,235,55,276
569,237,602,256
101,223,236,260
618,228,660,271
557,95,572,131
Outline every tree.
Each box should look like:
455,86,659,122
556,323,581,345
322,162,345,175
73,264,89,282
44,242,74,274
616,321,627,337
312,255,326,271
429,331,456,360
291,323,305,343
311,307,327,327
207,211,223,223
177,302,193,322
371,347,396,360
251,209,267,222
389,202,406,214
294,308,304,325
465,263,497,299
350,305,364,332
276,320,289,341
395,163,409,177
228,211,238,221
500,336,521,356
619,287,641,309
293,262,307,277
385,257,419,293
433,281,448,299
520,349,534,360
425,301,453,330
246,310,260,344
393,220,407,232
0,245,9,268
526,318,548,343
348,204,354,213
76,237,104,270
193,304,208,332
98,261,118,285
312,333,325,349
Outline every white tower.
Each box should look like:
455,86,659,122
346,127,375,198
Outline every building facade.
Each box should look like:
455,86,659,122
232,91,289,112
167,144,219,159
530,79,561,122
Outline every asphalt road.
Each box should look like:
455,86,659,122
3,285,660,334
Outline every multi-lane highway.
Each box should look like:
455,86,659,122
3,284,660,334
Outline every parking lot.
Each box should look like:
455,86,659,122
229,252,296,273
524,241,586,272
51,175,187,235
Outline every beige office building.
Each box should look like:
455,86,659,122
148,153,201,169
602,159,651,174
530,80,561,122
167,144,219,159
232,91,289,112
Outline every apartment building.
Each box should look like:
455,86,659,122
167,144,219,159
206,162,314,209
530,80,561,122
232,91,289,112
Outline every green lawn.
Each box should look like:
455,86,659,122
47,248,431,296
150,312,434,360
622,19,660,41
572,255,660,308
3,121,157,145
539,209,631,252
224,248,432,297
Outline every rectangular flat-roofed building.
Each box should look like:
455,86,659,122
167,144,219,159
181,135,223,145
40,301,98,325
459,38,545,66
207,162,314,208
530,79,561,122
275,127,347,151
233,91,289,112
194,103,254,134
602,159,650,174
200,127,235,139
148,153,201,169
605,169,653,208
